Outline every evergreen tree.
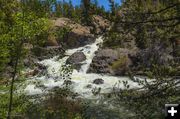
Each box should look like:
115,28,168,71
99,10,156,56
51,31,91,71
55,1,63,17
0,1,51,118
81,0,92,26
109,0,115,16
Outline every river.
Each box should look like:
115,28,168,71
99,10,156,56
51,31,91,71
24,36,145,99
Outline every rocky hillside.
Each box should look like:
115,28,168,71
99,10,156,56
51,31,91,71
52,15,110,49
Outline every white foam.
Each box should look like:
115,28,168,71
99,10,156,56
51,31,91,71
24,36,145,98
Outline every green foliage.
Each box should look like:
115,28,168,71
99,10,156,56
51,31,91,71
108,0,116,21
104,30,129,48
111,56,128,70
114,65,180,119
0,0,18,75
105,0,180,49
0,1,51,76
55,26,72,43
81,0,91,25
23,0,56,17
0,84,84,119
25,88,84,119
108,1,180,118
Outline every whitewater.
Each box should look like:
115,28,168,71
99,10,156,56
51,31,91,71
24,36,145,98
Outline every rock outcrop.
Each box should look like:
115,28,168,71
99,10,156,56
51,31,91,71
88,48,136,75
32,46,65,61
132,45,174,68
53,18,95,48
92,15,111,34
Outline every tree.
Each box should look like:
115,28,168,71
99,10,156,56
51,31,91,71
114,65,180,118
105,0,180,49
1,1,51,118
105,1,180,118
0,0,18,76
67,0,75,18
108,0,116,21
81,0,92,26
54,1,63,17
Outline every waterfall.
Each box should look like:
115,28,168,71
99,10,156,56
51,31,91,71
24,36,145,98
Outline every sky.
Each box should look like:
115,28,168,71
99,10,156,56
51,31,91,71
57,0,121,11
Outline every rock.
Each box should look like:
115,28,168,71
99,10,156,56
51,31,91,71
93,78,104,85
66,32,95,48
66,52,86,64
134,45,174,68
53,18,95,48
46,35,59,46
66,52,86,71
92,15,111,34
32,46,65,60
88,48,136,76
25,68,40,77
88,49,118,74
63,80,73,86
111,57,131,75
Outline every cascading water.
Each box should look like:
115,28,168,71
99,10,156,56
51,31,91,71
24,36,144,98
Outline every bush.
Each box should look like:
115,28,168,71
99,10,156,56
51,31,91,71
111,56,128,70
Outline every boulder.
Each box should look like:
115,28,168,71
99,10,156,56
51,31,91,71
32,46,65,60
93,78,104,85
66,32,95,48
88,48,136,76
88,49,119,74
66,52,86,64
53,18,95,48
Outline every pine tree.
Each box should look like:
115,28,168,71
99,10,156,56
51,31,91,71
0,1,51,118
109,0,115,16
81,0,92,26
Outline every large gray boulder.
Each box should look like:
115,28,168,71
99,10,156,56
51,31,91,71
66,52,86,70
66,52,86,64
88,48,136,75
93,78,104,85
